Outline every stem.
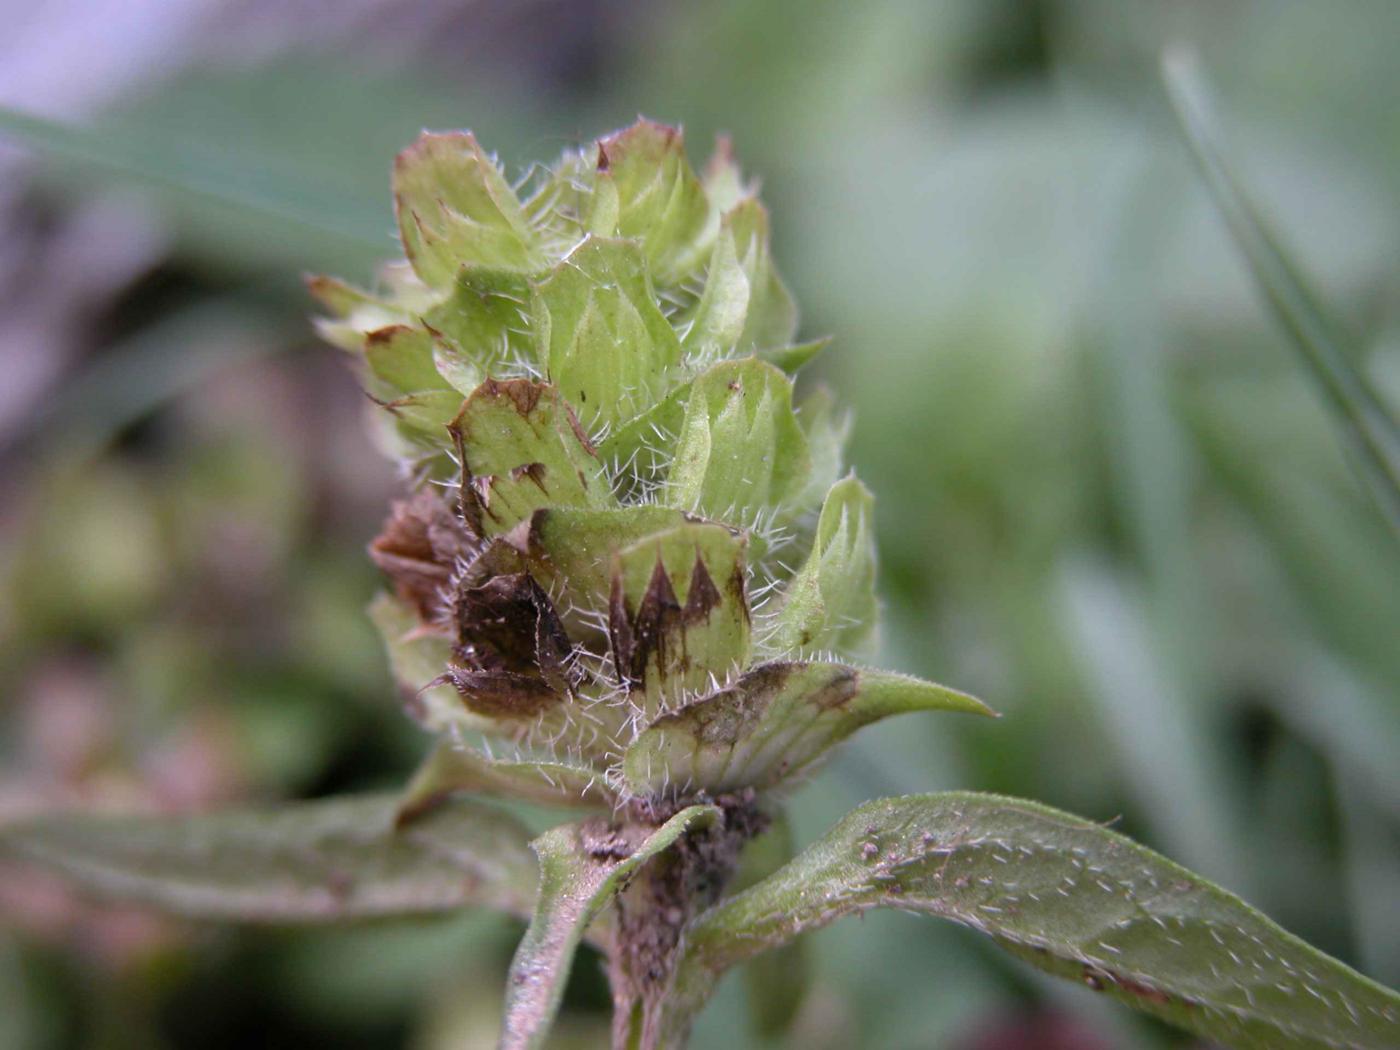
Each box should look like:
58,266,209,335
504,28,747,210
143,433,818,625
607,795,769,1049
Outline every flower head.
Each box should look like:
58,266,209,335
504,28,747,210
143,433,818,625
312,119,991,812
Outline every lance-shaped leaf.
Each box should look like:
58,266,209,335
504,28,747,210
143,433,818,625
724,199,797,353
531,238,684,434
449,379,613,535
765,477,876,656
393,132,543,287
667,359,810,522
683,793,1400,1050
422,266,534,381
589,120,713,283
0,793,537,923
501,805,720,1050
622,662,992,796
398,740,613,820
608,519,752,708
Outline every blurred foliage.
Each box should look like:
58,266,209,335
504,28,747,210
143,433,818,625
1,1,1397,1048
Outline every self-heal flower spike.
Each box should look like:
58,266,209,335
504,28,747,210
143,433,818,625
312,119,993,816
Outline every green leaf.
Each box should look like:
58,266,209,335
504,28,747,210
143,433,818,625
1162,49,1400,535
399,740,612,818
622,662,993,796
732,813,810,1040
531,238,684,433
393,131,543,286
500,805,720,1050
449,379,614,535
684,793,1400,1050
667,359,810,522
764,476,877,656
590,120,714,283
0,793,537,923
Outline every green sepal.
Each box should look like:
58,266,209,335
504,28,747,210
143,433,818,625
589,119,713,283
448,379,613,535
724,199,797,352
667,358,810,522
364,325,455,396
531,237,683,434
398,739,612,820
596,380,692,501
500,805,721,1050
793,386,850,511
307,273,408,352
515,505,694,616
421,266,534,378
700,135,748,214
622,661,994,796
678,227,749,362
379,390,467,455
393,131,544,287
761,336,830,374
764,476,876,657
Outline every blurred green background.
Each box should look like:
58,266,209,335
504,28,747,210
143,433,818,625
1,2,1397,1048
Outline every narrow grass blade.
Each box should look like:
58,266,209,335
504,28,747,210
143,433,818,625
1161,49,1400,534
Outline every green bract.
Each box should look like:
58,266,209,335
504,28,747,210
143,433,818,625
314,119,993,811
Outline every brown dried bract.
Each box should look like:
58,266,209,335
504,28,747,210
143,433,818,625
608,555,731,690
369,489,475,623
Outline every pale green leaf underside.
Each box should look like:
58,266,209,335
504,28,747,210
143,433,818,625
0,793,537,923
501,805,720,1050
684,793,1400,1050
622,662,993,796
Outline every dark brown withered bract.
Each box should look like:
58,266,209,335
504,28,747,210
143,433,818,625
372,487,582,721
369,488,474,622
